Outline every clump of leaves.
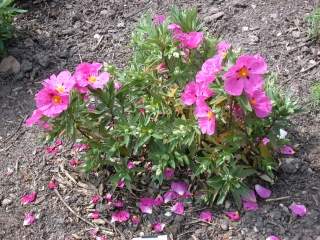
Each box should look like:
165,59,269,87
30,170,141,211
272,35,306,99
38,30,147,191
307,6,320,39
0,0,26,54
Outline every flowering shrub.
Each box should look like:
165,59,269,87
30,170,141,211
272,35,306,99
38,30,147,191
26,8,297,205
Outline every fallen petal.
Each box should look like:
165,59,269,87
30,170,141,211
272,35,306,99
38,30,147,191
90,195,102,205
243,201,258,211
139,197,154,214
127,161,136,170
171,202,184,215
117,179,125,189
48,179,58,190
104,193,112,202
154,195,164,206
255,184,272,199
23,212,36,226
113,199,124,208
199,210,213,223
225,211,241,221
152,222,165,233
289,203,307,217
111,210,130,223
280,145,295,155
88,211,100,219
131,215,141,225
266,235,280,240
21,192,37,205
96,236,108,240
163,191,178,203
171,181,188,196
241,190,257,203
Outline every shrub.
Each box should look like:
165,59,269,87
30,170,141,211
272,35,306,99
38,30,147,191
307,6,320,39
26,8,298,206
0,0,26,54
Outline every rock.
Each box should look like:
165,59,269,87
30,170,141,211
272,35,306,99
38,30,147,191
100,10,109,15
220,220,229,231
36,54,50,68
65,4,72,9
315,236,320,240
270,209,282,220
280,158,302,174
204,12,224,22
207,6,220,14
225,200,231,209
1,198,12,206
24,38,34,48
0,56,21,74
242,26,249,32
21,59,33,72
117,21,125,28
292,31,301,38
248,34,259,44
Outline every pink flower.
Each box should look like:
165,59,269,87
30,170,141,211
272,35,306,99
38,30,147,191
171,181,188,196
266,236,280,240
152,222,165,233
217,41,231,57
156,63,168,74
195,102,216,135
139,197,154,214
225,211,240,221
111,210,130,223
163,191,178,203
25,109,43,127
131,215,141,225
104,193,112,202
243,201,258,211
289,203,307,217
89,210,100,219
223,54,267,96
117,179,125,189
114,81,122,90
43,71,75,94
254,184,272,199
69,158,81,168
171,202,184,215
74,62,110,89
23,212,36,226
181,81,213,106
90,195,102,205
45,146,58,155
180,32,204,49
73,143,89,152
21,192,37,205
127,161,135,170
280,145,295,155
262,137,270,145
153,14,166,25
199,210,213,223
113,199,124,208
164,168,174,180
168,23,182,33
48,179,58,190
241,190,257,203
247,90,272,118
196,55,222,84
154,195,164,206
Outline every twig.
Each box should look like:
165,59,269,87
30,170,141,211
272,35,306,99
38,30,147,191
266,196,290,202
1,115,27,144
300,61,320,74
53,189,114,236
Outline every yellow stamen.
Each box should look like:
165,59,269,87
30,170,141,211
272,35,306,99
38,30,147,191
56,85,65,94
250,98,257,106
52,95,62,104
238,67,249,78
207,111,214,119
88,76,97,83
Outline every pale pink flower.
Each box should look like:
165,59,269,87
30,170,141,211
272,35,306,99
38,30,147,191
243,201,258,211
171,202,184,215
163,191,178,203
90,195,102,205
262,137,270,145
223,54,267,96
171,181,188,196
139,197,154,214
199,210,213,223
111,210,130,223
196,55,223,84
153,14,166,25
127,161,136,170
217,41,231,57
181,81,213,106
154,195,164,206
131,215,141,225
164,168,174,180
48,179,58,190
254,184,272,199
23,212,36,226
266,236,280,240
168,23,182,33
88,210,100,219
195,102,216,135
152,222,165,233
225,211,240,221
114,81,122,90
247,90,272,118
21,192,37,205
117,179,125,189
289,203,307,217
280,145,295,155
43,71,75,95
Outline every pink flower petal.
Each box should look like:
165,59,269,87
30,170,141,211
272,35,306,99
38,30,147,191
48,179,58,190
154,195,164,206
171,202,184,215
139,198,154,214
289,203,307,217
171,181,188,196
266,236,280,240
117,179,125,189
164,168,174,180
280,145,295,155
163,191,178,203
152,222,165,233
69,158,81,168
255,184,272,199
241,190,257,203
225,211,240,221
21,192,37,205
131,215,141,225
262,137,270,145
127,161,135,169
243,201,258,211
113,199,124,208
199,210,213,223
111,210,130,223
96,235,108,240
153,14,166,25
104,193,112,202
23,212,36,226
88,210,100,219
90,195,102,205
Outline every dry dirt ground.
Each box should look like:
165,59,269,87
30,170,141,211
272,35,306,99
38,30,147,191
0,0,320,239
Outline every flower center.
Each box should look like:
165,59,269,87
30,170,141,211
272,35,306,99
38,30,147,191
88,76,97,83
56,85,65,94
250,97,257,106
207,111,214,119
52,95,62,104
238,67,249,78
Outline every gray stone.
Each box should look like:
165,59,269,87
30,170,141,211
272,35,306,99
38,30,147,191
280,158,302,174
21,59,33,72
1,198,12,206
0,56,20,74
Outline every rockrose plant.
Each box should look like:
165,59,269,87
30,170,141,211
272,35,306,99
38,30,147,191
26,8,297,205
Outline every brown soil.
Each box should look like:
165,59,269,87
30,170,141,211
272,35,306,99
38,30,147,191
1,0,320,239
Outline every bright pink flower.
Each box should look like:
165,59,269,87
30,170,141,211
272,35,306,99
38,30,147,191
217,41,231,57
104,193,112,202
243,201,258,211
195,102,216,135
153,14,166,25
289,203,307,217
113,199,124,208
69,158,81,168
48,179,58,190
43,71,75,94
164,168,174,180
74,62,110,89
152,222,165,233
127,161,135,170
163,191,178,203
131,215,141,225
54,139,63,146
254,184,272,199
45,145,58,155
90,195,102,205
225,211,240,221
117,179,125,189
171,181,188,196
223,54,267,96
21,192,37,205
154,195,164,206
266,236,280,240
196,55,223,84
280,145,295,155
180,32,204,49
23,212,36,226
199,210,213,223
168,23,182,33
139,197,154,214
247,90,272,118
262,137,270,145
111,210,130,223
181,82,214,106
89,210,100,219
25,109,43,127
171,202,184,215
241,190,257,203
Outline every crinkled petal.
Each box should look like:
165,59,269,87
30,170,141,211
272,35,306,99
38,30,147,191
171,181,188,196
255,184,272,199
224,77,244,96
289,203,307,217
225,211,240,221
171,202,184,215
199,210,213,223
